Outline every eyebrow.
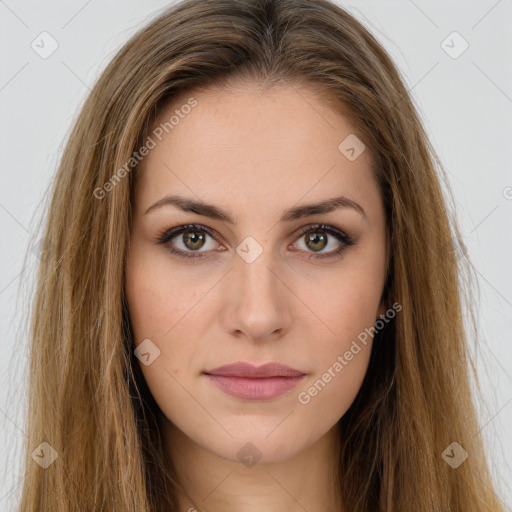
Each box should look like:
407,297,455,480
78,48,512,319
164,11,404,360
144,194,367,222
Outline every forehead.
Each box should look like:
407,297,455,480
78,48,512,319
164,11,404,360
134,83,380,220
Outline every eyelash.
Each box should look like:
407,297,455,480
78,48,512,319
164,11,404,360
156,223,356,261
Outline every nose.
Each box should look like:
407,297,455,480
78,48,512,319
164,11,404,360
219,246,293,343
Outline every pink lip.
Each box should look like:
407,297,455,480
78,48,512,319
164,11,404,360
203,362,306,400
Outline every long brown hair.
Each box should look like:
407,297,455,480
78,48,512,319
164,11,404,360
12,0,504,510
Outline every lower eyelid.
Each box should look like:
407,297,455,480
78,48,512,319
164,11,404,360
161,224,353,258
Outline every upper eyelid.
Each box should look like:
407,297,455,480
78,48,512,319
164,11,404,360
161,223,349,247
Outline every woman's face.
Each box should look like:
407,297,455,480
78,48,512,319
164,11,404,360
125,82,388,465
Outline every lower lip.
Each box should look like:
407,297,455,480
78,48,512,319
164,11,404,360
204,374,306,400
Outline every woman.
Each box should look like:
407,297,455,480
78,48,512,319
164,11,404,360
16,0,504,510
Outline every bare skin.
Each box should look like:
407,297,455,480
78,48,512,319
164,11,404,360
125,82,388,512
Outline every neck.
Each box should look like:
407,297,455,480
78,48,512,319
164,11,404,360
160,417,343,512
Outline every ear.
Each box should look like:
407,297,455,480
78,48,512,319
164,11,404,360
377,300,386,319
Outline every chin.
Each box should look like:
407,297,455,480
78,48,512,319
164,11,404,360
196,425,315,467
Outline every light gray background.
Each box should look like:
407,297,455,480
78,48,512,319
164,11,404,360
1,0,511,509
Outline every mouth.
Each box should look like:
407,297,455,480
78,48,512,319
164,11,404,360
203,362,307,400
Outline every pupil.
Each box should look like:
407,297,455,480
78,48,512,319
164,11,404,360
184,230,205,250
307,231,327,251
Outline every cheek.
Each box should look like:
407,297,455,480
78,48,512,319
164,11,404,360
125,247,206,341
125,249,213,400
292,263,380,413
296,287,375,418
296,343,372,427
302,265,382,346
125,254,203,427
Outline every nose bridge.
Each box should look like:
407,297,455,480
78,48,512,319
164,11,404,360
238,247,275,300
223,239,291,340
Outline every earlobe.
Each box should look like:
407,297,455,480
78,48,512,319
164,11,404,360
377,301,387,320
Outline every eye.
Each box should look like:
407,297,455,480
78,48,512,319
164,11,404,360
157,224,223,259
157,223,355,260
291,224,355,259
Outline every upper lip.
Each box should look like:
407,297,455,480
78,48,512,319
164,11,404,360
204,362,305,378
